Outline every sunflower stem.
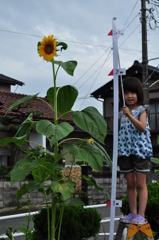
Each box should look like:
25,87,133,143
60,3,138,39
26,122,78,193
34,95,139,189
51,62,58,240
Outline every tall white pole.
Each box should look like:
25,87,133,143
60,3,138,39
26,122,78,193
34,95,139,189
109,18,125,240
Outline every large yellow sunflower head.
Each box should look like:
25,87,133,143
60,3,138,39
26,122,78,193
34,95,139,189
38,34,58,62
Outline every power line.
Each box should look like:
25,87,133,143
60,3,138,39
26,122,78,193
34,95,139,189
78,48,112,90
75,18,143,108
119,23,141,48
73,46,112,86
123,13,140,31
0,28,111,48
122,0,140,30
78,49,112,110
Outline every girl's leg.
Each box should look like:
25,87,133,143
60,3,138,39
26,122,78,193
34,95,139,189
125,171,137,216
136,171,147,217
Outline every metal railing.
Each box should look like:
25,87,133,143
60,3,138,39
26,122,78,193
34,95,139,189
0,204,127,239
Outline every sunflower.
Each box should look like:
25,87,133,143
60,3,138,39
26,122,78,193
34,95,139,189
38,35,58,62
87,138,94,145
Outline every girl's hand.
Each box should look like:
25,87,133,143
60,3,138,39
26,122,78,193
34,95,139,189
122,106,147,132
123,106,130,117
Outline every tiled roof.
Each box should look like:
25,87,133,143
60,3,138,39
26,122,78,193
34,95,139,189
0,91,73,123
0,74,24,86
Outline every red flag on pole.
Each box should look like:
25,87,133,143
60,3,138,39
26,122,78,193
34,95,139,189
108,29,113,36
108,69,113,76
106,200,111,207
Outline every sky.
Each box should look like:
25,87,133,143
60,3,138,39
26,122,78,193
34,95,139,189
0,0,159,114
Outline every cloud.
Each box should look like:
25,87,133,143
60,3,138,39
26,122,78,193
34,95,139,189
1,0,159,113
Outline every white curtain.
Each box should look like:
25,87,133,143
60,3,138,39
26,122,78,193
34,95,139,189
0,156,7,166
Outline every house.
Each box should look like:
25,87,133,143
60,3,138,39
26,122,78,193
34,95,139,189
91,60,159,180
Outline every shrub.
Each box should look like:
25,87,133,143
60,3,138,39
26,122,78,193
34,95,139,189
120,182,159,235
32,204,101,240
0,164,8,174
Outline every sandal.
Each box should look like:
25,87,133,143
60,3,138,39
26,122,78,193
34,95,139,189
120,213,135,223
131,214,147,224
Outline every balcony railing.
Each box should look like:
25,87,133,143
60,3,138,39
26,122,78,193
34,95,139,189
149,113,159,131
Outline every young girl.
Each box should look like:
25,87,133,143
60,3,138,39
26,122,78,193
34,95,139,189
118,77,153,224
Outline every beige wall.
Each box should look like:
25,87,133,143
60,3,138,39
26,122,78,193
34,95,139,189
0,84,10,92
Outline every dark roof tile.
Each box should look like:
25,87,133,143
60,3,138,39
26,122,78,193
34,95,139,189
0,74,24,86
0,91,73,123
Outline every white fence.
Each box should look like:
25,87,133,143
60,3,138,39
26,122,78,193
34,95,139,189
0,204,126,239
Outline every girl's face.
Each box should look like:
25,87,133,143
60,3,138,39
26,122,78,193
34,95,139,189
124,91,138,107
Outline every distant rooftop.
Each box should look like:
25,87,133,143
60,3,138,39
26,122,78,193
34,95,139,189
0,74,24,86
0,91,73,123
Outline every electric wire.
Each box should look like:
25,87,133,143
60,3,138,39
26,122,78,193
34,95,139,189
73,46,112,86
0,2,147,110
123,13,140,31
122,0,140,30
0,28,144,53
78,49,112,109
75,21,142,106
119,23,141,48
0,29,110,48
73,20,141,87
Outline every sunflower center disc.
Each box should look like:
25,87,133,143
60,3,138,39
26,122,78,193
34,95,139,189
45,44,54,54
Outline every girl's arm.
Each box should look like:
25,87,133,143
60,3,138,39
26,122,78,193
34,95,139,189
123,106,147,132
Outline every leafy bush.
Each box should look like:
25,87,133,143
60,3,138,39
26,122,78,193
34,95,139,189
120,182,159,235
32,204,101,240
0,164,8,174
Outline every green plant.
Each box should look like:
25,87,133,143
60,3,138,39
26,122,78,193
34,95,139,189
0,164,8,174
0,227,17,240
0,34,112,240
120,182,159,237
151,135,159,178
17,200,34,240
32,204,101,240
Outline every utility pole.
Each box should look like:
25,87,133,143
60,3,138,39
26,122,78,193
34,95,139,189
141,0,149,104
141,0,152,183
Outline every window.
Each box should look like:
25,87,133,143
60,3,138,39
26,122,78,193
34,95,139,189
149,102,159,130
0,156,8,166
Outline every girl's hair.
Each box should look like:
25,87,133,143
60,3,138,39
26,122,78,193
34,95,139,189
119,77,145,105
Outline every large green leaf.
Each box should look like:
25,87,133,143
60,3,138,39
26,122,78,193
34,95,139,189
27,181,42,192
17,182,42,201
10,158,32,184
47,85,78,118
50,180,76,201
94,141,112,171
151,157,159,165
157,135,159,145
36,120,74,147
0,135,27,148
17,184,28,201
69,140,103,173
82,175,110,199
32,158,53,182
15,114,33,138
53,60,77,76
72,107,107,144
6,93,39,115
0,114,34,148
